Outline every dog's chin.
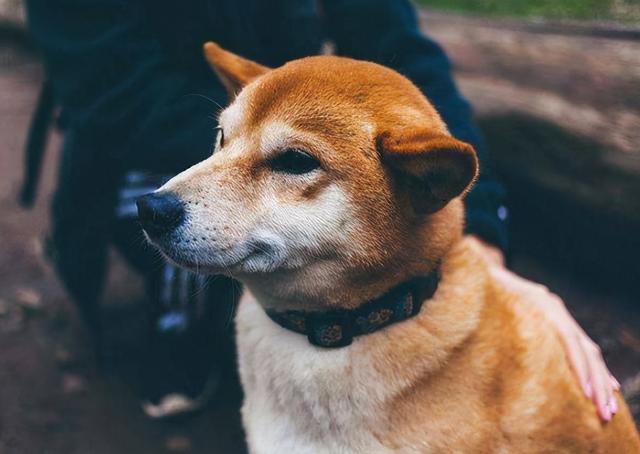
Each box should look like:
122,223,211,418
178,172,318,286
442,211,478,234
143,229,307,277
149,242,289,277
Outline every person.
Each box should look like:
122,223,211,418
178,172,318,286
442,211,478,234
23,0,618,421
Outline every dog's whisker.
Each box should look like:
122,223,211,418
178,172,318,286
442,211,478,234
184,93,224,113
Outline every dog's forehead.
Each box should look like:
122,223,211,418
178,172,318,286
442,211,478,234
219,90,371,155
215,56,438,162
218,81,306,139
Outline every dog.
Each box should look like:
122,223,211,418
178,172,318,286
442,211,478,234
137,42,640,453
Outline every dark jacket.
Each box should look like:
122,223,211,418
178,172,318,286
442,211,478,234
25,0,507,306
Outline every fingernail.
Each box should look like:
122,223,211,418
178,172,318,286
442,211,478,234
601,405,612,422
609,398,618,415
584,381,592,397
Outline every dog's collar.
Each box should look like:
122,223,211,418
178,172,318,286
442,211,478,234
265,269,440,348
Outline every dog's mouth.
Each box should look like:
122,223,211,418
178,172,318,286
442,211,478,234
146,232,287,276
163,251,244,275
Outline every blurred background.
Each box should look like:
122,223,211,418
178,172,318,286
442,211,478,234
0,0,638,453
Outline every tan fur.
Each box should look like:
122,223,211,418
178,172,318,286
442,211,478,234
150,43,640,452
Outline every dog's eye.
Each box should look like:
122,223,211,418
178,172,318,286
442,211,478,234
270,149,320,175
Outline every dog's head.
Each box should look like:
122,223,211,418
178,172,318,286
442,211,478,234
139,43,478,310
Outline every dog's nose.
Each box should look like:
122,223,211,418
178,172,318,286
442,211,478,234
136,192,185,237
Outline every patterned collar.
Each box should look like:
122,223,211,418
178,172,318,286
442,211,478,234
265,269,440,348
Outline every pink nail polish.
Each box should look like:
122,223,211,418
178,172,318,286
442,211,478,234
609,398,618,414
601,405,612,422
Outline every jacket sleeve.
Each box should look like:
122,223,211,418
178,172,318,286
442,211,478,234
25,0,226,174
24,0,227,308
322,0,509,252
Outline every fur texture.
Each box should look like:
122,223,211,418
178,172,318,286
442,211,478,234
147,43,640,453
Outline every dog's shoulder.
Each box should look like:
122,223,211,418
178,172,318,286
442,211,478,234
482,265,639,451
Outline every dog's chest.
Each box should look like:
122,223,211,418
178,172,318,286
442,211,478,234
235,296,395,454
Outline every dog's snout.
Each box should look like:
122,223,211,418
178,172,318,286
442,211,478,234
136,192,185,237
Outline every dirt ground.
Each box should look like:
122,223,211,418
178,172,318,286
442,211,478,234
0,43,639,454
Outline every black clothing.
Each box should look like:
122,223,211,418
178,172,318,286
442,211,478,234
24,0,507,311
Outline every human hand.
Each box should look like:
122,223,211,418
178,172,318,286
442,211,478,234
468,235,620,422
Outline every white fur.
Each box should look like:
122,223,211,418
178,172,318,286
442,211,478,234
218,94,248,138
236,293,395,454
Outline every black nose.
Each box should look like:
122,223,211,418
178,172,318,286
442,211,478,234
136,192,185,237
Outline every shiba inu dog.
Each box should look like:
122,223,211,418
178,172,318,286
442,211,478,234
138,42,640,453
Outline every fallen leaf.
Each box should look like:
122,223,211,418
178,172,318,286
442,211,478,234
15,287,42,312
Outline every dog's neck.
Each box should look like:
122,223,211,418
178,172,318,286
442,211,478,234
242,264,417,312
264,271,440,348
237,236,488,392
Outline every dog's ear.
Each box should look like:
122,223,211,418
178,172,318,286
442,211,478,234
378,130,479,214
203,42,271,98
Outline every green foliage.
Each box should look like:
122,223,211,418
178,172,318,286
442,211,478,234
417,0,614,21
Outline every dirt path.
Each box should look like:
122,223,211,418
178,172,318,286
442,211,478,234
0,43,638,454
